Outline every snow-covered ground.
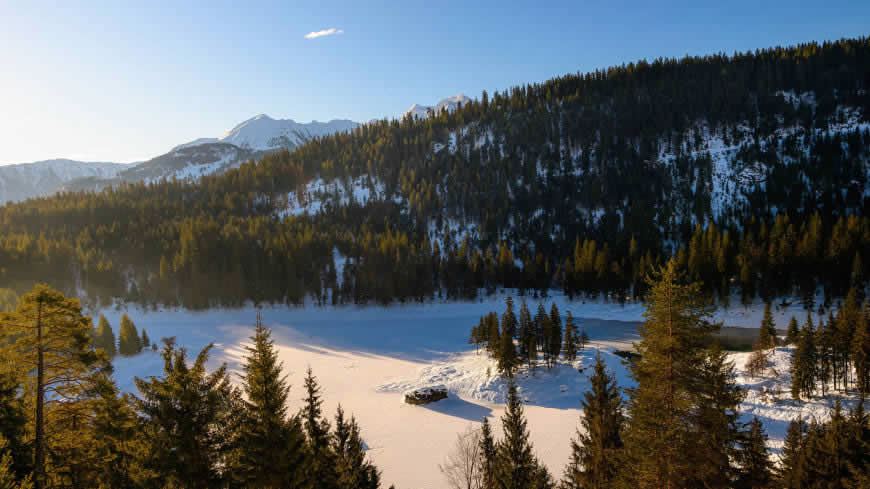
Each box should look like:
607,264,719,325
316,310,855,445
102,294,853,488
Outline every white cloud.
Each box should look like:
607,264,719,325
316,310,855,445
304,28,344,39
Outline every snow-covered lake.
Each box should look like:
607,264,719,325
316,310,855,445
98,294,838,489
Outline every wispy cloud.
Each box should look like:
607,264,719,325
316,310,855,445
304,28,344,39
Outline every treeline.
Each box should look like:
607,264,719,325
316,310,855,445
0,38,869,307
469,299,588,374
0,285,383,489
786,287,870,400
450,261,870,489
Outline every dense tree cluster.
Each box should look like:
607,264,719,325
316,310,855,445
0,38,868,308
0,285,382,489
469,298,585,375
788,287,870,400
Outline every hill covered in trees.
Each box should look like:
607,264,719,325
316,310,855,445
0,37,868,309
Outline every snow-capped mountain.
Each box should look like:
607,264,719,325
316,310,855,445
173,115,359,152
403,94,473,120
63,143,261,194
0,160,130,204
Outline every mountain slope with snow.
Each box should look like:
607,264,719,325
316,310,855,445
175,114,359,152
0,160,130,203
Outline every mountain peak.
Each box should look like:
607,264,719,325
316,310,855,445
403,94,472,120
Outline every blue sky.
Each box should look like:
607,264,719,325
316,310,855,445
1,1,868,164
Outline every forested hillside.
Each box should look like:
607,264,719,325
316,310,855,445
0,38,868,309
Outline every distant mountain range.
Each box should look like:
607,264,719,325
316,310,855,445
0,98,467,204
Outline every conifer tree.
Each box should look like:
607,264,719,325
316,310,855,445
494,381,546,489
579,329,589,351
0,371,29,481
563,350,623,489
853,301,870,400
501,297,518,341
620,260,722,489
134,343,239,489
140,328,151,349
302,367,338,488
518,300,534,367
479,418,497,489
785,316,800,345
563,312,579,362
734,417,773,489
333,406,380,489
233,312,308,489
758,302,777,349
89,376,149,489
498,328,518,377
0,284,104,489
0,445,31,489
548,303,562,364
94,315,117,357
791,319,817,400
118,313,141,357
688,343,744,487
777,418,806,488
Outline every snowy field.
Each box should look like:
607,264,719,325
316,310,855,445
99,294,851,488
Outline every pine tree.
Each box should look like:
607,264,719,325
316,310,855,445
579,329,590,351
0,284,104,489
758,302,777,349
232,312,308,489
518,300,534,367
501,297,518,340
94,315,117,357
734,417,773,489
498,328,518,377
785,316,800,345
89,375,149,489
563,312,579,362
853,301,870,400
140,328,151,349
134,343,239,489
536,302,553,367
333,406,380,489
0,445,31,489
302,367,338,488
687,343,744,488
548,303,562,364
620,260,722,489
563,350,623,489
777,418,806,488
0,371,29,481
791,315,817,400
479,418,497,489
494,381,542,489
118,313,141,357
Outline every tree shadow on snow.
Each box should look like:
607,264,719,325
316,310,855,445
417,397,493,422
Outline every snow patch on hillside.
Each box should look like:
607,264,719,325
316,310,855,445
277,175,402,218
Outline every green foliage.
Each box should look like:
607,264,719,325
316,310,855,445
758,303,777,349
232,312,309,489
118,314,141,357
785,316,800,345
134,343,240,489
0,284,105,489
494,381,551,489
563,311,579,362
563,350,623,489
620,260,738,489
302,367,338,488
734,418,774,489
333,405,380,489
93,315,117,357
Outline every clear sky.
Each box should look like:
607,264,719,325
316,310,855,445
1,1,868,164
